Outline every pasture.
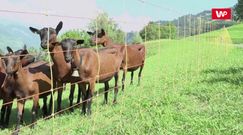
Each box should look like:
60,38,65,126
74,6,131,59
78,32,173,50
0,24,242,134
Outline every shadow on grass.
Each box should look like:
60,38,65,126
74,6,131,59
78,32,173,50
202,67,243,75
200,67,243,85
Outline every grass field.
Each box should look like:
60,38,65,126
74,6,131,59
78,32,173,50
0,24,243,135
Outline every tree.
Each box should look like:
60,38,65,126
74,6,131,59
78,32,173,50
161,23,177,39
140,22,177,41
88,12,125,44
234,0,243,21
127,32,143,44
58,13,125,47
140,22,160,41
59,30,92,47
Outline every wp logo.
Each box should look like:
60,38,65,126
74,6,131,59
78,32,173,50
212,8,232,20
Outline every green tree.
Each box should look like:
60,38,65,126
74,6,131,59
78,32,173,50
129,32,143,44
140,22,177,41
234,0,243,21
59,30,92,47
161,23,177,39
88,12,125,44
140,22,160,41
27,47,48,62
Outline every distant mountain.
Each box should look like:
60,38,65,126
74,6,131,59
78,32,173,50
157,10,236,37
0,18,39,53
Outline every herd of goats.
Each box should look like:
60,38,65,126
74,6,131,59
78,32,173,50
0,21,145,134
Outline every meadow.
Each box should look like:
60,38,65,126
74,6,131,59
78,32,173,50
0,24,243,135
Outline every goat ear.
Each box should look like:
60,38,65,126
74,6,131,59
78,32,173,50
29,27,40,34
101,28,105,35
6,46,13,54
20,49,28,60
23,44,27,50
87,31,94,35
77,40,84,45
56,21,63,35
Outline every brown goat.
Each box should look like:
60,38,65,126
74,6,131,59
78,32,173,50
87,29,145,90
29,22,83,112
4,48,51,135
68,44,123,115
0,55,9,128
0,46,35,128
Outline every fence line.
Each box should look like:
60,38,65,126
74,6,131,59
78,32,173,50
136,0,181,15
0,9,146,24
0,0,236,134
1,62,144,107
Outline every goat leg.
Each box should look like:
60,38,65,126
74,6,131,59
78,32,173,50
113,73,119,104
13,100,24,135
87,81,95,116
0,103,6,128
138,64,144,86
69,84,75,112
130,71,134,85
5,102,13,128
104,82,109,104
31,96,39,128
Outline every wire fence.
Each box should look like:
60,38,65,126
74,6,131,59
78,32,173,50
0,0,237,134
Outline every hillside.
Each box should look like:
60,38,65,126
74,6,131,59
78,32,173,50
157,10,236,38
0,18,39,52
227,23,243,44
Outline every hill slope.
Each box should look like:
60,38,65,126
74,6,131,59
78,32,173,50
227,23,243,44
0,18,39,52
157,10,236,38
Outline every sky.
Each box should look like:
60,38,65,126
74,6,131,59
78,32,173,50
0,0,238,32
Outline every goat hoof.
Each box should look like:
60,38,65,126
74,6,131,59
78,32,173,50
75,103,81,108
81,111,86,116
102,100,108,105
12,131,19,135
57,108,62,112
113,100,117,104
30,125,35,129
43,113,48,118
0,124,5,129
69,108,74,112
87,111,91,116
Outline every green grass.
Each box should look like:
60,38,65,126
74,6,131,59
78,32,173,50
227,23,243,44
0,24,243,135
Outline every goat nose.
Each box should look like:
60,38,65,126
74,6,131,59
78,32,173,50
41,41,47,45
66,57,71,62
92,37,96,42
71,59,76,68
